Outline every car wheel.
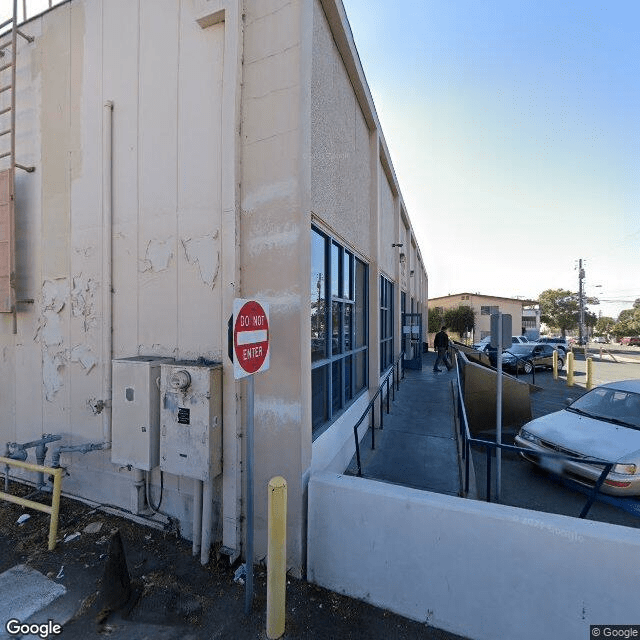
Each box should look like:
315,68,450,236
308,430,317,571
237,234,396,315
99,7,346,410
523,360,533,374
557,358,564,370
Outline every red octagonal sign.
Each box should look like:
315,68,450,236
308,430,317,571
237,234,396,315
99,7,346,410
233,299,270,379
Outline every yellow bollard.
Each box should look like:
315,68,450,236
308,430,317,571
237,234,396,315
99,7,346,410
567,352,574,387
267,476,287,640
552,349,558,380
586,357,594,391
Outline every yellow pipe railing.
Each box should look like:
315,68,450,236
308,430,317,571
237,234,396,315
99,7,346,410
0,455,63,550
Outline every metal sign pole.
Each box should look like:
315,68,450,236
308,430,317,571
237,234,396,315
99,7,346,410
244,374,255,614
496,313,503,503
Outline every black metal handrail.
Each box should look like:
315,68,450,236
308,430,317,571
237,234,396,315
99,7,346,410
454,352,620,519
353,353,405,477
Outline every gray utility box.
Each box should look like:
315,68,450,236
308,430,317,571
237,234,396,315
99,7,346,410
159,362,223,480
111,356,174,470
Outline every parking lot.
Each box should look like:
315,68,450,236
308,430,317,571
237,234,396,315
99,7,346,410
470,346,640,530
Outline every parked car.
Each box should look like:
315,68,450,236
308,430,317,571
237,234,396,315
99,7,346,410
620,337,640,346
489,343,564,373
592,336,608,344
537,336,569,354
473,336,529,353
515,380,640,496
472,336,492,352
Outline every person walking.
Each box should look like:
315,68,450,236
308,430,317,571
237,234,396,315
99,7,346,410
433,326,452,372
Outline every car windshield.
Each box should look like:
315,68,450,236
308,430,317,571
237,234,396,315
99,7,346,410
508,345,534,355
568,387,640,429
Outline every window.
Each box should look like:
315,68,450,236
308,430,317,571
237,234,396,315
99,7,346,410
481,305,499,315
380,276,394,371
311,228,368,436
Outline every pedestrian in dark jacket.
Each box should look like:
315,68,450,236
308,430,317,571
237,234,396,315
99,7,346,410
433,326,452,372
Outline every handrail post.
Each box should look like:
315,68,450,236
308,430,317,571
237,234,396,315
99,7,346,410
392,367,395,401
379,392,384,429
486,446,492,502
464,439,470,494
386,376,390,414
354,424,362,476
579,463,613,518
370,406,375,450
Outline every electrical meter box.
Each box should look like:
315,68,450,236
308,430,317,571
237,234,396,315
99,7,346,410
159,362,223,480
111,356,174,470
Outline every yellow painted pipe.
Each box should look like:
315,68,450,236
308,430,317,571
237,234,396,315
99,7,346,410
567,352,574,387
267,476,287,640
0,456,63,550
552,349,558,380
586,357,594,391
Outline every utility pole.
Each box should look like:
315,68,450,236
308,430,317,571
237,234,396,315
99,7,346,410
578,259,585,344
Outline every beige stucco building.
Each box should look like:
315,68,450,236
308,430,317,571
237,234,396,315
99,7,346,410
0,0,427,574
429,293,532,343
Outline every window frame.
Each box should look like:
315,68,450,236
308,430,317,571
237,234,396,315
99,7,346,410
311,226,369,438
380,275,394,372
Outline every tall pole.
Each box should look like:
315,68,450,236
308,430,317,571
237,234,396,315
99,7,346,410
495,312,502,502
578,259,585,345
244,375,254,614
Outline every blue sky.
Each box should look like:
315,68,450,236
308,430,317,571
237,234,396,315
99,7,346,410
341,0,639,319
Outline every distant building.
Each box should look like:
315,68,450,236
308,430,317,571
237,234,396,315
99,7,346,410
429,293,538,342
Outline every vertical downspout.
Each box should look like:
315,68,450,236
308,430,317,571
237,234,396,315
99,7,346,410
201,474,214,565
193,479,202,556
102,101,114,446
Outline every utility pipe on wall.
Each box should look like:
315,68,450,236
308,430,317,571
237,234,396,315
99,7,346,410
102,101,114,446
193,479,202,556
201,474,214,565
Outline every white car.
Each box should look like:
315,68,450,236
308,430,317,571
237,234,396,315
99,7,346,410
515,380,640,496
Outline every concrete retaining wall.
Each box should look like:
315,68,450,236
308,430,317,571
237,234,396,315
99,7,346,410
308,471,640,640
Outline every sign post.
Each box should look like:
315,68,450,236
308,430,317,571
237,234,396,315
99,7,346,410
233,298,270,614
491,312,511,503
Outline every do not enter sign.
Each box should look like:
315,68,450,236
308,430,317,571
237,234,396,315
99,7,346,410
233,299,270,379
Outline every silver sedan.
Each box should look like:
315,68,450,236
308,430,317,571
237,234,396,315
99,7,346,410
515,380,640,496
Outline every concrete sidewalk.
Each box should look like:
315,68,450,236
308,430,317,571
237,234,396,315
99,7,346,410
347,352,461,496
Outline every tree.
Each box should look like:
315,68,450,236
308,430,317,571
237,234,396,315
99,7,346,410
428,306,444,334
594,316,615,336
443,305,475,340
538,289,579,336
613,307,640,338
538,288,599,336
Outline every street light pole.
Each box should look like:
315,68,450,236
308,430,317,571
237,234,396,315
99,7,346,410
578,258,585,345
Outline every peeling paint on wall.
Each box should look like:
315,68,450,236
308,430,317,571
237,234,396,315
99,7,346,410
141,238,174,273
70,344,97,373
182,232,220,288
41,278,67,313
42,350,65,401
71,274,97,331
35,279,68,401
